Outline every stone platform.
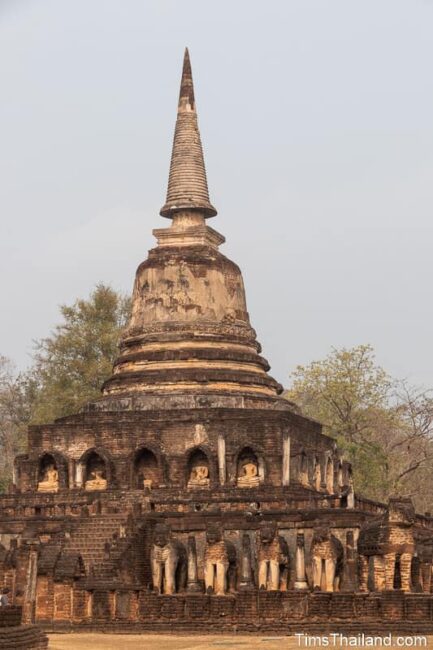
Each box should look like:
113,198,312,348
40,591,433,634
0,607,48,650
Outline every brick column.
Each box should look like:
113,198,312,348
282,434,290,486
295,532,308,590
217,434,226,485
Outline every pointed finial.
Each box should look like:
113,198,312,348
160,49,217,219
178,48,195,111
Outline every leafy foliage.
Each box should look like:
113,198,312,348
0,356,30,491
0,284,130,492
285,345,433,506
29,283,130,423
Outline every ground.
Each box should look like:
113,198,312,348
48,635,292,650
47,634,433,650
48,635,291,650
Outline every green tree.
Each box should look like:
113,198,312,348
0,356,30,491
30,283,130,423
382,382,433,507
285,345,395,500
285,345,433,505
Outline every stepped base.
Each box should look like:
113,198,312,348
36,591,433,633
0,625,48,650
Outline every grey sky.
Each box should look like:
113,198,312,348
1,0,432,388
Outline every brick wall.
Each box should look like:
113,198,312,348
40,589,433,632
0,606,22,627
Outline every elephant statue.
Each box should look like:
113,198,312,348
358,497,415,592
204,524,237,595
257,523,290,591
150,523,187,594
311,526,344,592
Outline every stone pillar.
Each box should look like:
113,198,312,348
187,536,201,592
314,459,322,491
109,590,116,620
68,459,75,488
326,458,334,494
320,457,327,492
347,479,355,509
282,434,290,486
359,555,369,592
22,546,38,624
337,465,344,490
239,533,254,590
294,532,308,590
342,530,357,591
400,552,412,592
374,555,386,591
75,463,84,488
217,434,226,486
85,591,93,619
421,562,432,593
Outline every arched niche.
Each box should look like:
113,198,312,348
186,448,211,489
236,446,264,488
37,453,60,493
133,448,161,489
79,450,109,492
325,457,334,494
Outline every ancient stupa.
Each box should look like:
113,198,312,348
1,49,433,634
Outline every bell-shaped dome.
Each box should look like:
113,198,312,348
98,50,284,409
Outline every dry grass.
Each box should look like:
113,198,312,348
48,634,433,650
48,634,293,650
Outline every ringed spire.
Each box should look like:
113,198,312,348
160,48,217,219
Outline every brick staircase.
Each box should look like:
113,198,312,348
63,514,129,580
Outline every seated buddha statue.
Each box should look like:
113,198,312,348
237,460,260,488
137,466,155,489
37,464,59,493
188,464,210,488
84,468,107,491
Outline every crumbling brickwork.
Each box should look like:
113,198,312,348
1,48,433,634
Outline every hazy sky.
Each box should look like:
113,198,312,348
1,0,432,389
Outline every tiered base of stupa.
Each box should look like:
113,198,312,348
2,401,433,632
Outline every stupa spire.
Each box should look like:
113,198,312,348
160,48,217,219
178,47,195,111
101,48,283,404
